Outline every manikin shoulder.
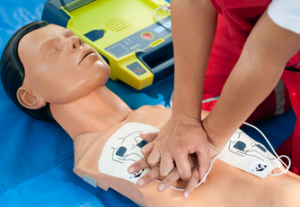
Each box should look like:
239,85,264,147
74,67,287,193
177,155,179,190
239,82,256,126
75,105,171,138
74,105,171,154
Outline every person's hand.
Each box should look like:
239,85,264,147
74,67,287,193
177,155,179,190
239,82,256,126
140,113,211,182
128,153,203,198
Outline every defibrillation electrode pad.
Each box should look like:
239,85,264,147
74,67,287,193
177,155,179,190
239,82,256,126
98,123,159,184
218,129,282,178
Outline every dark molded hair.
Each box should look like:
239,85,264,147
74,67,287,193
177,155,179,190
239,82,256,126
0,20,54,121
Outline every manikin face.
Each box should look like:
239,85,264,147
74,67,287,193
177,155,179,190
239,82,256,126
18,24,110,105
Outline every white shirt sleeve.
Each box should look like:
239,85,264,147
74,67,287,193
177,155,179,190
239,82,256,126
268,0,300,34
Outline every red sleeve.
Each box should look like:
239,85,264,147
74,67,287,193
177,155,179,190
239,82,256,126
210,0,223,14
209,0,300,69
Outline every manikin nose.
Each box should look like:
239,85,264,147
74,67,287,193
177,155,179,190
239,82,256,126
68,36,83,53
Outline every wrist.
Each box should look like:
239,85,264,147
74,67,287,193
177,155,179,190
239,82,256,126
171,107,201,121
171,97,203,120
202,116,231,149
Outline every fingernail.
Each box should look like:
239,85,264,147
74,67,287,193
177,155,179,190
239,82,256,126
157,184,165,191
183,191,189,198
137,179,145,187
140,133,146,136
128,167,135,173
202,177,207,183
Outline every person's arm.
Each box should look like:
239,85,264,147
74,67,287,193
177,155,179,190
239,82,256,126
171,0,217,119
142,0,218,182
203,11,300,148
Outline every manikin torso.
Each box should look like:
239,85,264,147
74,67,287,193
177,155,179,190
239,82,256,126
50,86,300,207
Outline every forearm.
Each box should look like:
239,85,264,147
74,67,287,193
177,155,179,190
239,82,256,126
203,53,283,147
203,12,300,148
171,0,217,119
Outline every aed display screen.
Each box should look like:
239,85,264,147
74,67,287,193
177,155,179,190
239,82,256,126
107,44,130,58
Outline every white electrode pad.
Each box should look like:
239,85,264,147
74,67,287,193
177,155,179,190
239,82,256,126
218,129,282,178
98,122,160,183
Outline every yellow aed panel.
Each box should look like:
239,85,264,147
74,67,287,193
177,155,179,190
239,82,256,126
42,0,174,90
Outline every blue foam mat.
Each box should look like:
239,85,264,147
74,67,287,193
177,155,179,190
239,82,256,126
0,0,296,206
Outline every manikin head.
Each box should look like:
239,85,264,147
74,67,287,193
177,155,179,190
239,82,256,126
0,21,110,121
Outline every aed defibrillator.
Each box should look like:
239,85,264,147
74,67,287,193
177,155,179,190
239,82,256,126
42,0,173,90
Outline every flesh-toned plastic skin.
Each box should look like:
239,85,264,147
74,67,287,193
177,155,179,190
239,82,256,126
17,24,300,207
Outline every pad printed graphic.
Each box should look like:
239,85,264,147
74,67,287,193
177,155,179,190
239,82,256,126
218,129,282,178
98,123,160,183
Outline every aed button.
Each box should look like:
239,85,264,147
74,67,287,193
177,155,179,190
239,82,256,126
141,32,154,40
127,62,147,76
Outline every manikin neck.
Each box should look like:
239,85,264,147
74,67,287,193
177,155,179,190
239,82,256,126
50,86,132,139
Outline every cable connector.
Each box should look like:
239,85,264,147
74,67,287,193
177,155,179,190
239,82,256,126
160,5,170,12
154,5,172,31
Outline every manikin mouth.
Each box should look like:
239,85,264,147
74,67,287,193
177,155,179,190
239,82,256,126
79,51,94,65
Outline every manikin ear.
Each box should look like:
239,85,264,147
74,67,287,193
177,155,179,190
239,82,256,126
17,87,46,109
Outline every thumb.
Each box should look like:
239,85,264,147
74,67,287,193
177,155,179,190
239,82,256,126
140,132,159,142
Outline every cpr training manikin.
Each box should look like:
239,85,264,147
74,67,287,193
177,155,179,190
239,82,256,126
1,21,300,207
